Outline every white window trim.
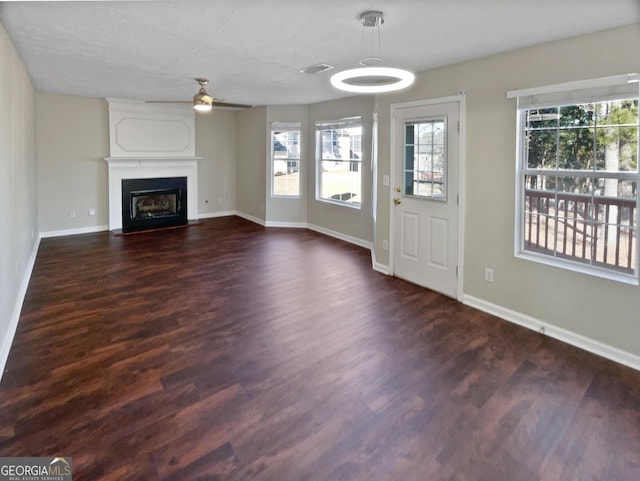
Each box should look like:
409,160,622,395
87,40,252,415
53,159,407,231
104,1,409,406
315,117,363,209
510,74,640,285
270,121,302,198
507,73,638,101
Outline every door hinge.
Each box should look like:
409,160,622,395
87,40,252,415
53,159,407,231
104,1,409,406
456,265,458,277
457,121,460,133
456,194,459,205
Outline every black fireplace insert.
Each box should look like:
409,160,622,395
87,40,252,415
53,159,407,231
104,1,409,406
121,177,187,233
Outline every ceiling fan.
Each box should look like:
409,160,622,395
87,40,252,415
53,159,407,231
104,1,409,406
146,78,252,111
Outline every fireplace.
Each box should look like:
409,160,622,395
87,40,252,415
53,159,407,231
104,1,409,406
105,101,200,231
105,157,199,231
121,177,187,233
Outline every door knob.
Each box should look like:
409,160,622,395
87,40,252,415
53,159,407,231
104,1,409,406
394,197,402,205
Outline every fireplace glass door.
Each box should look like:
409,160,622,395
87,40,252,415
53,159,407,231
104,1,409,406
131,190,179,220
121,177,188,233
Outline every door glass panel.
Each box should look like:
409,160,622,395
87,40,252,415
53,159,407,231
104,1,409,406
404,119,447,200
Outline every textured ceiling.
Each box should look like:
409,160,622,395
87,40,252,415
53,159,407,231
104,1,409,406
1,0,639,106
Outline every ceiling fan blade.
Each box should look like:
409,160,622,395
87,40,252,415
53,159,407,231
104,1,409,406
211,101,252,109
146,78,251,110
145,100,252,109
145,100,192,104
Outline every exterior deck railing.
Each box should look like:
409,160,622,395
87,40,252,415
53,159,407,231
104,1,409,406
524,189,636,272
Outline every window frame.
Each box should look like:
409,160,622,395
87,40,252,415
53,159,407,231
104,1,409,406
403,117,448,202
510,74,640,284
270,121,302,198
315,117,363,209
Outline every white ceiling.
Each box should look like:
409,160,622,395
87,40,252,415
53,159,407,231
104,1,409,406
1,0,639,107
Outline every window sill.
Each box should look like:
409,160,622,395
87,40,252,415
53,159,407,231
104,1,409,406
516,250,639,286
316,197,362,210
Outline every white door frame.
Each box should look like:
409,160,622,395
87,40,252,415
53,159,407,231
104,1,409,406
389,93,466,301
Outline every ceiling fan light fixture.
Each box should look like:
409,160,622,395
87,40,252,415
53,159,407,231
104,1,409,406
193,99,212,111
193,78,213,111
146,78,251,110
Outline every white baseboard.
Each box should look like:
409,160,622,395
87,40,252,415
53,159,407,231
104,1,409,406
370,247,390,275
463,294,640,371
307,223,372,250
198,210,236,220
264,221,307,228
236,211,266,227
40,224,109,238
0,236,41,383
372,259,390,275
236,216,373,252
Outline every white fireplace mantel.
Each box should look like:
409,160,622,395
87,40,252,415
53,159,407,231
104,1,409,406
105,157,200,231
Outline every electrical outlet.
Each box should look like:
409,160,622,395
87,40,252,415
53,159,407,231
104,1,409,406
382,240,389,251
484,267,494,283
219,197,224,205
88,208,96,216
69,210,76,218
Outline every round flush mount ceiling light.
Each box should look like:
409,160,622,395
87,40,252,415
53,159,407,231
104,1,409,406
330,11,415,94
330,67,415,93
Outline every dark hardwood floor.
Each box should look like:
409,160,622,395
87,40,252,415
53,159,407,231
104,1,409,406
1,216,639,480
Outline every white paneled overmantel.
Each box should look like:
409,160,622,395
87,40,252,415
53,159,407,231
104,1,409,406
105,99,200,231
107,98,196,158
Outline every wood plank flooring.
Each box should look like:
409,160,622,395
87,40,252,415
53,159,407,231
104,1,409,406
1,216,639,480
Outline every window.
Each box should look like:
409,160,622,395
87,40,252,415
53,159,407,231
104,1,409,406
316,118,363,207
404,119,447,200
271,122,301,197
510,74,639,282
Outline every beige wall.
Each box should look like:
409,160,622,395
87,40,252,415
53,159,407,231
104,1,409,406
0,23,37,367
195,109,237,215
373,24,640,357
35,93,238,232
36,94,109,233
307,96,374,243
236,106,267,221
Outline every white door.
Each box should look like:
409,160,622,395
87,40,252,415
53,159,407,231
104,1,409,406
392,101,460,297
